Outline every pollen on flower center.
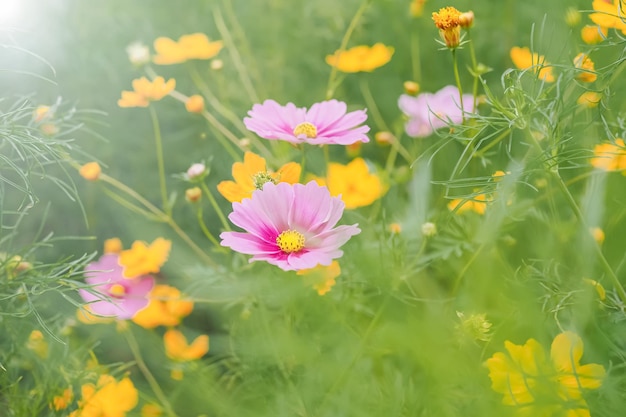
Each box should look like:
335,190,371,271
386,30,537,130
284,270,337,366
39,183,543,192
109,283,127,297
252,171,278,190
293,122,318,139
276,229,305,253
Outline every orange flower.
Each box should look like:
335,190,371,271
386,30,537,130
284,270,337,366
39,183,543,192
432,7,462,48
581,24,608,44
573,53,597,83
510,46,554,82
104,238,123,254
590,138,626,171
153,33,224,65
51,388,73,411
70,375,138,417
79,162,101,181
185,94,205,113
26,330,48,359
297,261,341,295
320,158,384,209
448,193,490,215
164,329,209,361
217,151,301,203
118,76,176,108
325,43,394,73
118,238,171,278
132,285,193,329
590,0,626,35
577,91,602,108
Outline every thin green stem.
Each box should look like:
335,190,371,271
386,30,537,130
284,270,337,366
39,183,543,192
465,29,479,112
200,182,231,232
325,0,372,99
149,106,170,215
472,129,511,158
124,329,178,417
451,49,465,124
410,30,421,83
196,204,223,249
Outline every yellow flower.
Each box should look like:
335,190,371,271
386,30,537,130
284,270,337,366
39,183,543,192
485,332,605,415
297,261,341,295
70,375,138,417
132,285,193,329
118,238,171,278
325,43,394,73
76,305,115,325
590,0,626,35
33,105,53,122
590,138,626,171
581,25,608,44
185,94,205,113
410,0,427,17
164,329,209,361
577,91,602,108
51,388,73,411
104,238,123,254
118,76,176,108
217,151,301,203
573,53,597,83
153,33,224,65
432,7,462,48
320,158,384,209
589,227,605,245
510,46,555,82
26,330,48,359
447,193,490,215
79,162,101,181
389,223,402,234
141,403,163,417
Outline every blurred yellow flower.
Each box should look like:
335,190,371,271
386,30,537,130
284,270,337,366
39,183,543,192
581,24,608,44
577,91,602,108
573,53,597,83
325,43,394,73
26,330,48,359
590,0,626,35
118,76,176,108
583,278,606,300
589,227,605,245
590,138,626,171
104,238,123,254
447,193,490,215
410,0,427,17
140,403,163,417
432,7,462,48
76,305,115,325
297,261,341,295
51,387,73,411
79,162,101,181
164,329,209,361
485,332,605,416
118,238,171,278
318,158,384,209
185,94,205,113
132,285,193,329
217,151,301,203
70,375,138,417
153,33,224,65
33,105,53,122
510,46,554,82
389,223,402,234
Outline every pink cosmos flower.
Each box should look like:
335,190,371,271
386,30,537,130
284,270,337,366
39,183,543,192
220,181,361,271
79,254,155,319
243,99,370,145
398,85,474,138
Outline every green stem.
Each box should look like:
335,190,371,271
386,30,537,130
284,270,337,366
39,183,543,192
200,182,231,232
465,29,479,112
472,129,511,158
196,204,224,249
410,30,421,83
149,106,170,215
451,49,465,124
325,0,372,99
124,329,178,417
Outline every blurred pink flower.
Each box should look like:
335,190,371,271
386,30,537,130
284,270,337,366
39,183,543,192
398,85,474,138
243,99,370,145
79,254,155,319
220,181,361,271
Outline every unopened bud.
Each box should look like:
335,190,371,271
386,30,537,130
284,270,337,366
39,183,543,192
375,131,394,146
459,11,474,29
403,81,420,95
421,222,437,237
210,59,223,70
185,187,202,203
186,163,206,180
185,95,205,114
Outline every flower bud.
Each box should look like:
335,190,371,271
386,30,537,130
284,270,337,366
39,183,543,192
186,163,206,180
421,222,437,237
79,162,101,181
403,80,420,95
185,187,202,203
459,11,474,29
185,95,205,113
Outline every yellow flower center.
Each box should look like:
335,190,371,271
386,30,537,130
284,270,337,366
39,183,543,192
109,283,126,297
252,171,278,190
276,230,305,253
293,122,318,139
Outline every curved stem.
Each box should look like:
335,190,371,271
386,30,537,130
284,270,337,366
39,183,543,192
325,0,372,99
200,182,231,232
149,106,170,215
451,49,465,124
196,204,223,249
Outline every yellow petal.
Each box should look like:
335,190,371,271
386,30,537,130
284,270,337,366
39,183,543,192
275,162,301,184
217,180,250,203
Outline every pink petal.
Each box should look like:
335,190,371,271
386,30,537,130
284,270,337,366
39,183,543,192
305,100,347,129
243,100,306,142
220,231,279,254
